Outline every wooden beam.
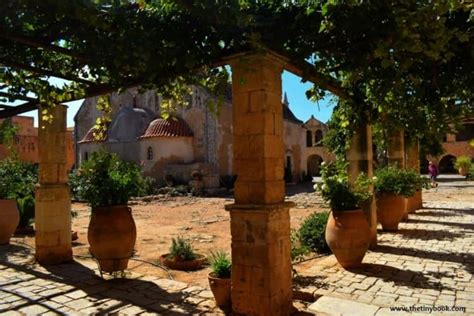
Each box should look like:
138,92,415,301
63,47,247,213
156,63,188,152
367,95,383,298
0,31,86,62
284,60,352,101
0,92,38,103
0,101,38,118
1,60,94,85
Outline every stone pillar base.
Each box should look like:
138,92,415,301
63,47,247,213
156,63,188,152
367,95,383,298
226,202,294,316
35,184,73,265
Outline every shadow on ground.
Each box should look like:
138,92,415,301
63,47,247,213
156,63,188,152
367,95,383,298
371,244,474,275
391,228,464,241
347,263,456,291
410,218,474,231
0,244,211,315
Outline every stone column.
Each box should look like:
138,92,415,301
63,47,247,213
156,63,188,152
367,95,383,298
387,130,405,167
347,125,377,248
405,139,423,211
225,52,293,316
35,105,73,265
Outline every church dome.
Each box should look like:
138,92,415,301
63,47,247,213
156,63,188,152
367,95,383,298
79,125,107,143
140,117,193,138
107,107,155,142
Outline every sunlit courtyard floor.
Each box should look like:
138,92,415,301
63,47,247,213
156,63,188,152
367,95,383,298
1,176,473,315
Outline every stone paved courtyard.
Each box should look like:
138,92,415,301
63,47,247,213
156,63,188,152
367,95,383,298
0,177,473,315
0,246,227,315
295,180,474,315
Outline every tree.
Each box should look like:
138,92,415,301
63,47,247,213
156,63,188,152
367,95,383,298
0,0,472,149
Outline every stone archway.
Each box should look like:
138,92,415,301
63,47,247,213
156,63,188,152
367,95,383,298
307,154,323,177
439,154,456,174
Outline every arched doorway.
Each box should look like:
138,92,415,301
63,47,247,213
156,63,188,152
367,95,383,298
438,154,456,174
307,154,323,177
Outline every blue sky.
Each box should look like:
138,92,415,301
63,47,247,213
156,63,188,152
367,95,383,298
22,71,335,127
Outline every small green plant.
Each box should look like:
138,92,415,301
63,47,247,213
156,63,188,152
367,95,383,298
374,166,425,197
17,195,35,228
142,177,157,195
290,229,309,262
468,164,474,180
298,212,331,254
0,158,38,200
73,149,145,208
314,160,372,211
168,236,197,261
208,250,231,278
454,155,472,170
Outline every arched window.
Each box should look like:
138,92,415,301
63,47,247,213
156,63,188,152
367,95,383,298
84,152,89,161
315,130,323,146
147,147,154,160
306,130,313,147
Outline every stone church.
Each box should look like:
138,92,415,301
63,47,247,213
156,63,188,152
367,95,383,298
74,87,334,188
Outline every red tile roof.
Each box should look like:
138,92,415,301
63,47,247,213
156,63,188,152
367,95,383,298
140,117,193,138
78,126,107,143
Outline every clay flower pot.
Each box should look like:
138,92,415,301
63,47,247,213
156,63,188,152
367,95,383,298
405,190,422,215
0,199,20,245
159,254,207,271
208,272,231,308
325,209,370,269
459,167,468,177
376,194,406,231
88,205,137,273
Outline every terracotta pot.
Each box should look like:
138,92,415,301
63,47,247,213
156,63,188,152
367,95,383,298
376,194,406,231
88,205,136,273
413,190,423,210
159,254,207,271
325,209,370,269
401,196,412,222
0,199,20,245
459,167,468,177
208,272,231,308
405,190,422,214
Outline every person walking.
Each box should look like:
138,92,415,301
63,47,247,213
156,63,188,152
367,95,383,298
428,161,439,187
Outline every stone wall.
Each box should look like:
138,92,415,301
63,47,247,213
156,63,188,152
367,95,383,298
0,115,75,170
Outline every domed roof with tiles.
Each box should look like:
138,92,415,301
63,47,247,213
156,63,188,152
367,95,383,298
79,125,107,143
140,117,193,138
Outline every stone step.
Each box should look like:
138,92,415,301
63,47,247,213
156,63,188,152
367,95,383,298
308,296,380,316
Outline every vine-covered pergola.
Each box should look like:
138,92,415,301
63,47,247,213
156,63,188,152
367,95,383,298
1,1,472,315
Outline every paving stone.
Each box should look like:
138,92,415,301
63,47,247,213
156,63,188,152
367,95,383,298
183,296,206,306
65,290,88,299
182,285,205,294
309,296,380,316
18,304,49,314
198,290,214,299
65,298,95,309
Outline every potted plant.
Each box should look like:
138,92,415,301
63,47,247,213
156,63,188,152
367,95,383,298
406,171,430,214
454,155,472,177
160,236,207,271
374,166,418,231
208,250,231,308
315,161,372,268
74,150,145,273
0,159,37,244
189,170,204,196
